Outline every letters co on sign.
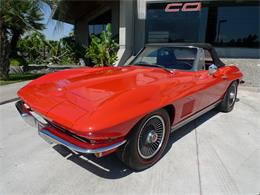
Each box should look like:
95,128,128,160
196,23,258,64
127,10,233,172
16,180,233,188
165,2,202,12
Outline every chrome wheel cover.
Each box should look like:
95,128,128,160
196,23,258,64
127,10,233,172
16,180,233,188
137,115,166,159
228,85,237,106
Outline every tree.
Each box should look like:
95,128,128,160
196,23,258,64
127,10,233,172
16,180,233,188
16,30,86,66
60,35,86,64
0,0,47,79
18,31,46,64
86,24,119,67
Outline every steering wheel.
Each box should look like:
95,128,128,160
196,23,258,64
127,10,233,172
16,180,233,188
175,61,193,70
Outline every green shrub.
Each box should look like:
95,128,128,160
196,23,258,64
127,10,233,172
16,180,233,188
17,31,86,65
86,24,119,67
10,59,20,66
9,57,27,66
18,32,46,64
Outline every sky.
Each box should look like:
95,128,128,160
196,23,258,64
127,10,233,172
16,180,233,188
40,3,74,40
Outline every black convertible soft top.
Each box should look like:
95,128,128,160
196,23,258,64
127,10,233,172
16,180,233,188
145,43,225,67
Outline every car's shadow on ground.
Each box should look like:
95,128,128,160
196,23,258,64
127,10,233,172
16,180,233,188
53,109,219,179
165,109,219,154
53,144,131,179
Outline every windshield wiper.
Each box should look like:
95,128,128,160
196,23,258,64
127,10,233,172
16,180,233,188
133,63,170,72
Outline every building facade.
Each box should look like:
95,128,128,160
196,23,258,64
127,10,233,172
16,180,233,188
54,0,260,66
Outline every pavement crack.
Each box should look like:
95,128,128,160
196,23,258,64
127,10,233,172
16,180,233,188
194,119,203,195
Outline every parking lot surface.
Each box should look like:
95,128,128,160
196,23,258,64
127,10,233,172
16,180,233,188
0,89,259,195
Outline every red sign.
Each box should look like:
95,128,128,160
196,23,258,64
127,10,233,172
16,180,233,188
165,2,202,12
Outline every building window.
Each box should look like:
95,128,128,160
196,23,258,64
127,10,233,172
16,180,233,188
146,1,260,48
209,5,259,47
146,3,207,43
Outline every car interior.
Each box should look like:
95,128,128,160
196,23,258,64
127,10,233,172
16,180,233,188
132,47,197,70
156,47,195,70
131,45,224,72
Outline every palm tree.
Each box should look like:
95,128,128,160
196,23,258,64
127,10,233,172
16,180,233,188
0,0,55,79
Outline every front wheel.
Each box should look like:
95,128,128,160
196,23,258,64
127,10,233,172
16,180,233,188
117,109,170,171
217,81,238,112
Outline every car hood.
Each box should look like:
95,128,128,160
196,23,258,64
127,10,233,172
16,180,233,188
18,66,172,130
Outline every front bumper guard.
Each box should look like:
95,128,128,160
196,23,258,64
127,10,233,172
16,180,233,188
15,100,126,154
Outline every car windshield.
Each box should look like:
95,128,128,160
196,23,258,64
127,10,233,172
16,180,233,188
131,46,197,70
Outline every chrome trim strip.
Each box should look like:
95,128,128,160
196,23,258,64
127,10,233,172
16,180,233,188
171,100,221,132
38,129,126,154
15,100,41,128
16,100,126,154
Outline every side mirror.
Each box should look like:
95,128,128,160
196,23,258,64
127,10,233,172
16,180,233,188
208,64,218,75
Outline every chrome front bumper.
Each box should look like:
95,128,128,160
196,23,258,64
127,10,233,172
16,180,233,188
15,100,126,154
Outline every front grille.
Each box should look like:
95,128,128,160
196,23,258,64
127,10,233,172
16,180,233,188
48,121,91,144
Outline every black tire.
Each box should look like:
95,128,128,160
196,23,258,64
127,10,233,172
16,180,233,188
217,81,238,112
117,109,171,171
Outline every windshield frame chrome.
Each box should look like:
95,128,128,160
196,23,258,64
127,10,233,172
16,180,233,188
126,44,204,72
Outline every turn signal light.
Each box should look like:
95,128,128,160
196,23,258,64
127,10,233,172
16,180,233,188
95,148,117,158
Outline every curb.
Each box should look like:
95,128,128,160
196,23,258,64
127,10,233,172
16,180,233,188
0,97,19,105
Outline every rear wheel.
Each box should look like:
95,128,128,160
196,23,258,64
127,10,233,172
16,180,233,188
117,109,170,171
217,81,238,112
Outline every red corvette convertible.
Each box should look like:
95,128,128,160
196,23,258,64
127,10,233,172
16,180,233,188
16,43,243,170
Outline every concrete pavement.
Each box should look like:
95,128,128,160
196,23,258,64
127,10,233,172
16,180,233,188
0,81,30,104
0,89,259,195
222,58,260,91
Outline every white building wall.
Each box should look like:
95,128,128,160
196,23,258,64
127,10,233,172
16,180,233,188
133,0,146,55
115,0,135,65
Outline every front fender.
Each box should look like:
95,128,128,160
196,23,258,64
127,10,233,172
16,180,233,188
71,84,166,140
223,65,243,82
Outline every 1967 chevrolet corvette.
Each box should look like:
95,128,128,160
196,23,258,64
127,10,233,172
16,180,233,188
16,43,243,170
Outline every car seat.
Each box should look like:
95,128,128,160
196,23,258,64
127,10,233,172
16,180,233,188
156,48,177,69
